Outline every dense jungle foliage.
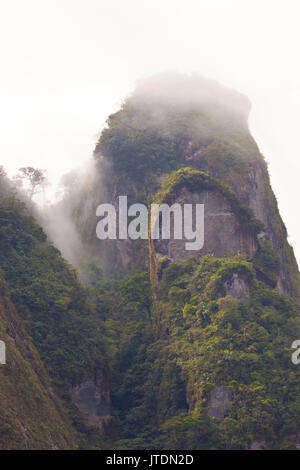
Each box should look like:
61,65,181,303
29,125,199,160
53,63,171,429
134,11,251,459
97,256,300,449
0,196,106,388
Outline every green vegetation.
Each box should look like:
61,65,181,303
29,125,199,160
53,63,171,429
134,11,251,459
103,255,300,449
0,272,77,449
0,195,113,448
253,240,281,287
97,109,183,182
0,196,106,387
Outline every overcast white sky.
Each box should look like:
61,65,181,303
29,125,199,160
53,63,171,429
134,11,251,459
0,0,300,262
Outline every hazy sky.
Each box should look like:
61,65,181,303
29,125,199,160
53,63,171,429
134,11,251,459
1,0,300,262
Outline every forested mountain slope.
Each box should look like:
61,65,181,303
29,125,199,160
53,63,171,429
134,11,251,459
0,270,76,449
0,190,110,449
0,73,299,449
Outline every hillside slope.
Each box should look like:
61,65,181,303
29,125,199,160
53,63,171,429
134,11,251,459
0,272,77,449
0,192,111,449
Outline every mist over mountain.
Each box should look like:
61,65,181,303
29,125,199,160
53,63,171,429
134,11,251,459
0,73,299,450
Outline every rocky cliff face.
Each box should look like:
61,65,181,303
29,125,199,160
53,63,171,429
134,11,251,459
153,187,258,262
71,368,111,430
61,73,300,449
70,73,300,304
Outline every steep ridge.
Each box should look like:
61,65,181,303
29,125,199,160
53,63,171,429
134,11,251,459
0,190,111,449
0,272,76,449
62,73,300,449
71,73,300,301
1,73,299,449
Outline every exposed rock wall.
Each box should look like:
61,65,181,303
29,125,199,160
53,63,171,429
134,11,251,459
207,385,233,419
71,368,111,429
154,187,257,262
68,74,300,301
224,273,249,301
